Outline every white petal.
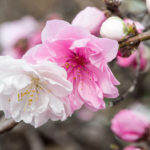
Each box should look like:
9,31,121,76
48,93,67,121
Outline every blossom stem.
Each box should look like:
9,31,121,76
119,31,150,48
0,117,18,134
109,47,141,106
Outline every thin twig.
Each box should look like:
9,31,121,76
109,46,141,106
0,117,18,134
24,126,44,150
39,123,84,150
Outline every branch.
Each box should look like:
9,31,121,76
120,31,150,48
109,46,141,106
0,117,18,134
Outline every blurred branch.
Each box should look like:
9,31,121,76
24,126,44,150
39,123,84,150
109,46,141,106
0,117,18,134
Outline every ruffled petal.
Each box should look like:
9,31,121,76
98,64,119,98
56,25,91,40
41,20,70,42
23,44,54,64
89,37,119,66
78,72,105,110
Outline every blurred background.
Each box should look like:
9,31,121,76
0,0,150,150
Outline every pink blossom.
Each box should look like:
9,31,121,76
72,7,106,35
23,20,119,112
124,146,142,150
0,16,38,58
117,43,148,71
111,109,150,142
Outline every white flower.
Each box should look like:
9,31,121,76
100,16,128,40
0,56,73,127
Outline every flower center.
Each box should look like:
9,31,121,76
63,52,89,80
17,77,44,111
64,53,88,69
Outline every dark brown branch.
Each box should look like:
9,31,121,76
0,117,18,134
120,31,150,48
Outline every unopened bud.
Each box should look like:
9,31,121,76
72,7,106,35
105,0,122,7
100,16,128,40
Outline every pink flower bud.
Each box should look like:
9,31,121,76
117,43,148,71
124,18,145,33
100,16,128,40
72,7,106,35
111,109,149,142
124,146,142,150
0,16,38,58
146,0,150,13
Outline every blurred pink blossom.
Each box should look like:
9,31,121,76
72,7,106,35
111,109,150,142
47,13,63,20
117,43,148,71
76,108,94,121
124,146,142,150
0,16,38,58
24,20,119,113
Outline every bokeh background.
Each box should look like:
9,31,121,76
0,0,150,150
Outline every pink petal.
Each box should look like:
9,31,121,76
89,37,119,67
99,64,119,98
72,7,106,35
56,25,91,40
78,73,105,110
117,54,136,67
68,80,84,112
23,44,53,64
41,20,70,42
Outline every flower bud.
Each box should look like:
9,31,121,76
104,0,122,11
124,146,142,150
111,109,150,142
100,16,128,40
72,7,106,35
124,18,145,33
117,43,149,71
146,0,150,13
